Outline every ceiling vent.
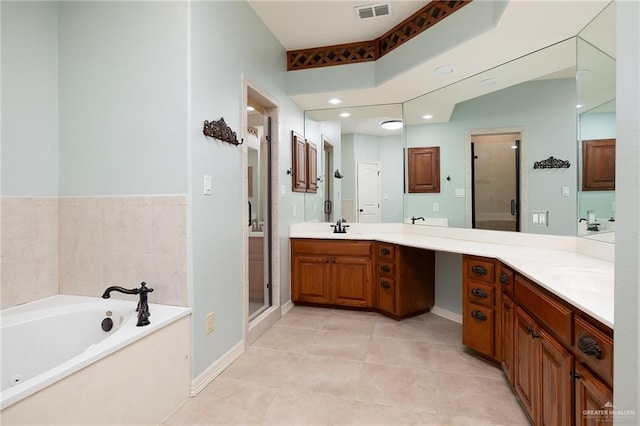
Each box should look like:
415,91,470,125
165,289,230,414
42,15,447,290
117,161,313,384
355,3,391,20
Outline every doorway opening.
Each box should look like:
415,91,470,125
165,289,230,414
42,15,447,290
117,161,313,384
244,79,281,343
323,138,334,222
470,133,521,232
356,161,381,223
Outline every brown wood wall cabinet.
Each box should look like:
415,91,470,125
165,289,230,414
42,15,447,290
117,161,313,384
582,138,616,191
291,239,435,318
291,131,317,193
462,254,614,425
407,146,441,193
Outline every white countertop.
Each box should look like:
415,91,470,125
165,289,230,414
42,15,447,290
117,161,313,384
290,223,614,328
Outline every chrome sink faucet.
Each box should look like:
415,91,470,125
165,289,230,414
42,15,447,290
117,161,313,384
101,282,154,326
331,218,349,234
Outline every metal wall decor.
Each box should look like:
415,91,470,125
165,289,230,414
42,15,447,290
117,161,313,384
203,117,242,146
533,156,571,169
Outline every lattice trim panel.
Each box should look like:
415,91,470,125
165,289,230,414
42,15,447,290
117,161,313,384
287,0,472,71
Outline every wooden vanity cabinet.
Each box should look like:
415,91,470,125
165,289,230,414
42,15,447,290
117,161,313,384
501,293,515,383
574,362,613,425
374,242,435,319
291,239,372,308
462,255,502,361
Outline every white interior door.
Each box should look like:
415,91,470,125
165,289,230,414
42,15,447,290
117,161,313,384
356,162,381,223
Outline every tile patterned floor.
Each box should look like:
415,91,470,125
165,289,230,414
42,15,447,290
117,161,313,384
162,306,530,425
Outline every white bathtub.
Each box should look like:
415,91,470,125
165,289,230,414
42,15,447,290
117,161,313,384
0,295,191,424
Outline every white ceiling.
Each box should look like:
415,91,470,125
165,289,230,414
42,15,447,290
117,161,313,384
248,0,614,134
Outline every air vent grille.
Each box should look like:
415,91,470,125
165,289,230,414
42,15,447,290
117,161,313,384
355,3,391,20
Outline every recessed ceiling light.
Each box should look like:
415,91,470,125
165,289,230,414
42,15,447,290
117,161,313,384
247,106,255,111
479,78,500,87
421,114,433,120
576,69,591,79
328,98,342,105
339,112,351,118
576,104,584,109
380,119,403,130
434,65,458,75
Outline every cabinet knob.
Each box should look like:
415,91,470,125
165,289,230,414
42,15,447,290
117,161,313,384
380,281,391,289
577,333,603,359
381,248,391,255
471,288,488,298
500,274,509,284
381,265,391,273
531,332,541,339
471,310,487,321
471,265,488,275
504,303,512,310
526,326,533,335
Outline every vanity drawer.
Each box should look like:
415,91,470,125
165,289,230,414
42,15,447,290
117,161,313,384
292,239,372,257
377,243,396,260
514,275,572,345
574,316,613,387
378,261,395,277
464,256,496,284
467,281,495,308
499,265,515,297
377,278,396,314
463,303,495,358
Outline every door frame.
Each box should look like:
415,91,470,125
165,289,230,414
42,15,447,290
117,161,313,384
465,127,528,233
242,75,281,345
355,161,381,223
322,136,334,222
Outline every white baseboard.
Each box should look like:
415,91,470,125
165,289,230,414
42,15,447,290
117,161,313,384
281,299,293,315
431,306,462,324
190,340,244,397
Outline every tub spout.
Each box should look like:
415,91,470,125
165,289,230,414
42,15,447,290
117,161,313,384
101,282,154,327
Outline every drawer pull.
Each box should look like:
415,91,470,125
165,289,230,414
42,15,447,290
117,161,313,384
504,303,512,311
577,333,603,359
471,265,488,275
381,265,391,273
381,248,391,255
500,274,509,284
471,310,487,321
380,281,391,289
526,326,533,335
531,332,541,339
471,288,488,298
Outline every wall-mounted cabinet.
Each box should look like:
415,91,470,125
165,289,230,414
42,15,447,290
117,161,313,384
291,131,317,193
408,146,440,193
582,138,615,191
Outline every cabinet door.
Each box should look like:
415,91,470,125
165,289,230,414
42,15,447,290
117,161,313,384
575,363,613,426
501,294,515,384
332,256,372,308
582,139,615,191
376,278,396,315
291,131,307,192
306,141,317,193
407,147,440,193
539,328,573,426
292,255,331,304
514,306,538,422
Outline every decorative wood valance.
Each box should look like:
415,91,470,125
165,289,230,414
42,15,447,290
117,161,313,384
533,156,571,169
203,117,242,146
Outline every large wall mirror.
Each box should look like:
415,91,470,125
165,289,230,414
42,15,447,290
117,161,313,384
302,1,615,239
576,2,616,243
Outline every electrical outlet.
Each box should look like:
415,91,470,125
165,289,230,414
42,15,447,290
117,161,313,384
206,312,215,335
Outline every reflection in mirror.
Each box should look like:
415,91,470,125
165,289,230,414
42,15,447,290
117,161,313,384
576,1,616,243
403,38,578,236
304,104,403,223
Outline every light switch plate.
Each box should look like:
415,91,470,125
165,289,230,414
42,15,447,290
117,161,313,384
203,175,212,195
455,188,465,198
433,202,439,212
561,186,570,197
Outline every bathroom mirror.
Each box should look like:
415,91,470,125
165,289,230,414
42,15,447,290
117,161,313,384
304,104,404,223
576,2,616,243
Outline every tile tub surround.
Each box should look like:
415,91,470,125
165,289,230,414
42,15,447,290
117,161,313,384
290,222,615,328
1,195,188,309
1,197,59,308
162,306,530,425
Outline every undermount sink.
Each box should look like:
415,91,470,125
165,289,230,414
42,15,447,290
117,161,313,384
545,267,613,294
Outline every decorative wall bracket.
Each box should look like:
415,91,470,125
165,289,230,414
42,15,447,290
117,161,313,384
533,156,571,169
203,117,242,146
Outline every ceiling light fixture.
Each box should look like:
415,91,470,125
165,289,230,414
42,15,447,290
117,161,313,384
380,119,403,130
421,114,433,120
247,106,255,111
328,98,342,105
576,104,584,109
339,112,351,118
434,65,458,75
479,78,500,87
